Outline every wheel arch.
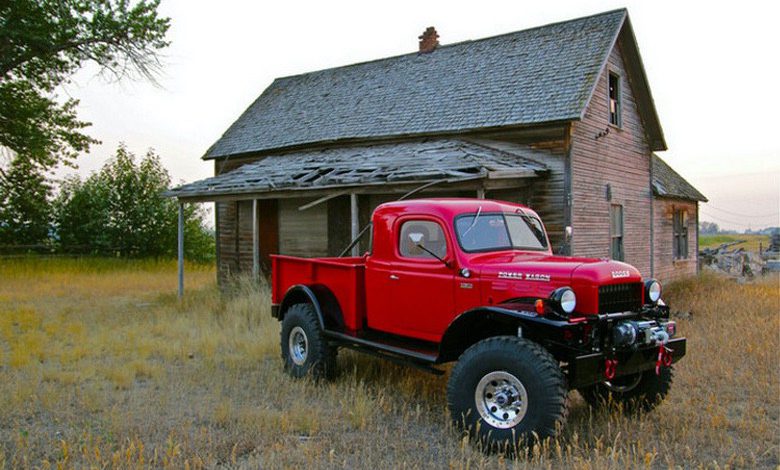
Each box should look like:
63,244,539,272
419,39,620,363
278,284,345,331
438,307,554,363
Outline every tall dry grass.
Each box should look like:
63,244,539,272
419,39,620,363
0,259,777,469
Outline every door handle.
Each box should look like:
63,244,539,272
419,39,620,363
389,274,399,280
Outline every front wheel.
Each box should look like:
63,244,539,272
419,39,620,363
579,367,673,413
447,336,568,452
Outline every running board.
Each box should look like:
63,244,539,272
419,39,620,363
324,330,439,365
339,343,445,376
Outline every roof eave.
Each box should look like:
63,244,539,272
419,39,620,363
578,11,667,152
201,119,577,161
652,192,708,203
619,16,667,151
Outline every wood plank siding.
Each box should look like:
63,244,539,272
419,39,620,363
278,198,329,257
470,135,567,253
570,41,653,276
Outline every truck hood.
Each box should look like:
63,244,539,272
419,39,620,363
473,252,640,282
471,251,643,313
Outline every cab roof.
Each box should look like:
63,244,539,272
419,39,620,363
375,198,540,220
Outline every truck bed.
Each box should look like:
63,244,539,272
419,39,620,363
271,255,366,331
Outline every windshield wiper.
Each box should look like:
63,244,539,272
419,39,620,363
462,206,482,237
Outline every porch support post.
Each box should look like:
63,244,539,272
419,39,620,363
252,198,260,281
350,192,359,256
476,187,486,199
177,202,184,299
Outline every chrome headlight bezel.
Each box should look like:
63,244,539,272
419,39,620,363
550,287,577,315
644,279,662,304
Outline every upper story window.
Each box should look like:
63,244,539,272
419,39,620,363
608,72,621,127
399,220,447,259
610,204,624,261
673,209,689,259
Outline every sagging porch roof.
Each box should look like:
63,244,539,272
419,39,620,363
166,139,549,202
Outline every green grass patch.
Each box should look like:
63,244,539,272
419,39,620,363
699,233,770,251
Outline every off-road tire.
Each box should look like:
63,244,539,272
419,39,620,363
447,336,568,452
280,303,337,380
579,367,673,413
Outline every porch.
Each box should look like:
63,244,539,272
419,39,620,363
166,138,552,296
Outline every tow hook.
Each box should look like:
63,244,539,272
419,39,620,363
655,345,673,375
604,358,618,380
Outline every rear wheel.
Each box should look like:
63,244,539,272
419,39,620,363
579,367,673,413
447,336,568,452
280,303,337,379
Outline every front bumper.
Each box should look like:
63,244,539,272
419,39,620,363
567,337,686,389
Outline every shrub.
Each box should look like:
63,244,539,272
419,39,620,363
54,144,214,261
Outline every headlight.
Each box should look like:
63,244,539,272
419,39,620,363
644,279,662,304
550,287,576,314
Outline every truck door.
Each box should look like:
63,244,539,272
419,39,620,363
384,218,455,342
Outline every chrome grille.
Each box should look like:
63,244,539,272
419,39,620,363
598,283,643,314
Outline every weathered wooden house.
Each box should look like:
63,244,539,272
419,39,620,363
168,9,706,285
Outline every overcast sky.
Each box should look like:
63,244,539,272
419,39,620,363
61,0,779,231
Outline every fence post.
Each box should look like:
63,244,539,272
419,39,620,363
252,199,260,281
178,202,184,299
350,193,359,256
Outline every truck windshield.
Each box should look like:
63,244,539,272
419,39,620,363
455,213,548,252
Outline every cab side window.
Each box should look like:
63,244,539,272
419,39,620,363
399,220,447,259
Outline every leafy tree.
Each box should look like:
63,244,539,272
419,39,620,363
0,158,52,246
55,144,214,261
699,221,720,234
54,173,110,251
0,0,170,177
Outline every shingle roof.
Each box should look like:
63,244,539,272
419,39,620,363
652,154,707,202
168,139,549,201
205,9,630,159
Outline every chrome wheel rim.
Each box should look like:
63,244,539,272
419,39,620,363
475,371,528,429
288,326,308,366
604,373,642,392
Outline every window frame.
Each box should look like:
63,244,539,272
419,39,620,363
610,203,624,261
453,212,550,254
396,218,450,261
673,208,689,260
608,71,622,128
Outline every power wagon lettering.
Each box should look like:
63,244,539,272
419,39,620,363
498,272,552,282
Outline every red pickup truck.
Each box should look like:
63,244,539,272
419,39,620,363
271,198,685,449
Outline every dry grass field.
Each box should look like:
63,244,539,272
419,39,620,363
0,258,778,469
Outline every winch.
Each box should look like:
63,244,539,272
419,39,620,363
612,320,676,350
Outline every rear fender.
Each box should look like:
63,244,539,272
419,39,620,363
437,306,575,363
278,284,345,331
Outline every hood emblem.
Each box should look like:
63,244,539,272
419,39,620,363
611,270,631,279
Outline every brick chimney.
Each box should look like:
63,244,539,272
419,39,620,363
418,26,439,53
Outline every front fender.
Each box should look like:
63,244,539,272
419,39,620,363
437,305,578,363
